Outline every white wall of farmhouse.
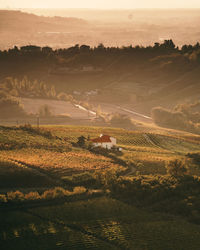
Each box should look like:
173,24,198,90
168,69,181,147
110,137,116,145
93,142,113,149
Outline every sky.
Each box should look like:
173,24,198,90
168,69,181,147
1,0,200,9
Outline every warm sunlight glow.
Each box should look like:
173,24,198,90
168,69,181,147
1,0,200,9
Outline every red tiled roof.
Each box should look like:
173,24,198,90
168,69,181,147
91,135,111,143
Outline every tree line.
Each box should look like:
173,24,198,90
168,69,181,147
152,101,200,134
0,76,74,118
1,40,200,62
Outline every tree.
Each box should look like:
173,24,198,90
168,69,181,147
50,86,56,98
162,39,176,50
153,42,160,49
39,104,52,117
166,159,188,178
96,105,102,118
110,113,134,128
151,106,186,128
96,43,105,52
80,45,90,53
77,136,86,147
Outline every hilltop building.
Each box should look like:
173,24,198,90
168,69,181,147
91,134,116,149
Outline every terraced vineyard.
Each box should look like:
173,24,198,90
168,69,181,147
1,125,200,183
1,125,200,249
1,149,122,177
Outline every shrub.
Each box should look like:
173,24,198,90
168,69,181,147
90,146,109,156
187,152,200,164
2,186,87,204
53,187,67,198
0,194,7,203
24,192,41,200
166,159,188,178
7,191,25,202
73,186,87,194
94,169,118,189
41,189,56,200
151,106,200,134
57,92,69,101
38,104,53,117
151,107,186,128
41,187,75,199
109,174,200,223
1,76,59,99
77,136,86,147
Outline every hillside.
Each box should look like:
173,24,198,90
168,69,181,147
1,42,200,116
0,125,200,249
0,10,89,49
0,41,200,135
133,64,200,113
0,10,87,32
1,124,200,191
1,8,200,249
2,9,200,50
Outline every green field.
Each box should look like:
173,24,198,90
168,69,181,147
0,125,200,249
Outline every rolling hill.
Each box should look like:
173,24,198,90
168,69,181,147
0,124,200,249
0,10,88,32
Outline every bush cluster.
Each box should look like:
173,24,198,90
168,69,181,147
109,174,200,224
187,152,200,164
152,105,200,134
1,76,57,99
109,113,135,129
0,186,87,204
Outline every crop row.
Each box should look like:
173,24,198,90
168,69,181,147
1,149,121,176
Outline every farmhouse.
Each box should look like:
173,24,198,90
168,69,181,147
91,134,116,149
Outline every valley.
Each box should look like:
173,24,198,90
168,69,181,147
1,8,200,249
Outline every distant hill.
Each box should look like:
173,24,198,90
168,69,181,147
0,10,88,32
2,9,200,50
0,10,89,49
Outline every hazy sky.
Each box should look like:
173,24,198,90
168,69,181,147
1,0,200,9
